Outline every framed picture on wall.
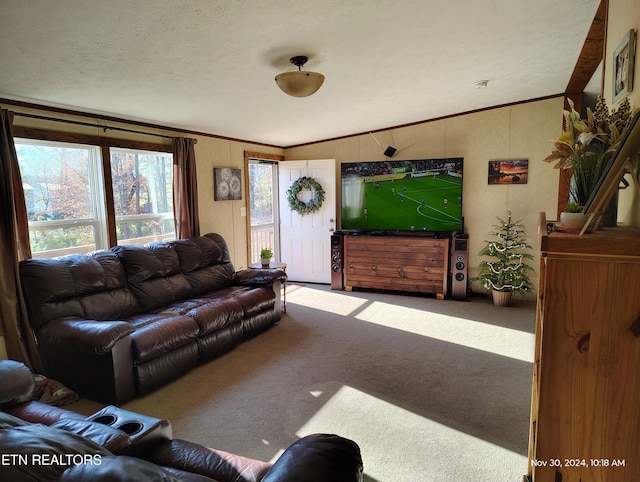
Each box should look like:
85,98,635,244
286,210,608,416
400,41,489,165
487,159,528,185
613,29,636,104
213,167,242,201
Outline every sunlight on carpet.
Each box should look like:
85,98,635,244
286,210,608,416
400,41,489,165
354,302,535,363
293,385,528,482
286,285,535,363
286,284,371,316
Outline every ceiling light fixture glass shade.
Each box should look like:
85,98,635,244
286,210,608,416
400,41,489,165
275,56,325,97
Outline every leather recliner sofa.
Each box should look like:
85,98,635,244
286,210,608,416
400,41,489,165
0,360,364,482
19,233,286,405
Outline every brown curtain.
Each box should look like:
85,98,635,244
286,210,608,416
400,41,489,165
0,109,42,370
172,137,200,239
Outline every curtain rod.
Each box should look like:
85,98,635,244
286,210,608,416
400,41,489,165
14,112,181,141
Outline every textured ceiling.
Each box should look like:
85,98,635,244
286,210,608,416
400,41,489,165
0,0,600,147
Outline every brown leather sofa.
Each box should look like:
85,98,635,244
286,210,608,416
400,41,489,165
19,233,286,405
0,360,364,482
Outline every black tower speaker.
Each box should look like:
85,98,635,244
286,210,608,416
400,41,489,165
451,235,469,301
330,233,344,290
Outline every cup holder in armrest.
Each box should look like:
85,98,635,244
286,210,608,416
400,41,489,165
86,405,172,455
91,415,117,426
116,422,143,436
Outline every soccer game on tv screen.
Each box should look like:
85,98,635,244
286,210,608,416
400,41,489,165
340,158,463,232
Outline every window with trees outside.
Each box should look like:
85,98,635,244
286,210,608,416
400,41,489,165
16,139,175,258
110,148,175,245
248,159,280,264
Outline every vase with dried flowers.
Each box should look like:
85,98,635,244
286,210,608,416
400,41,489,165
544,96,634,227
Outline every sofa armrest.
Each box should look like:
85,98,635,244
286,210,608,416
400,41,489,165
233,269,287,286
38,318,135,355
144,438,272,482
262,434,364,482
5,399,85,425
50,418,132,453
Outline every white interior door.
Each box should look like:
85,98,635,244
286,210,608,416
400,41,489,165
279,159,336,283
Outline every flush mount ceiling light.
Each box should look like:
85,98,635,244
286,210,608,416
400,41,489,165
275,56,325,97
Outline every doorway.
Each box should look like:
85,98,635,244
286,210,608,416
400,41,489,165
248,158,281,264
278,159,336,283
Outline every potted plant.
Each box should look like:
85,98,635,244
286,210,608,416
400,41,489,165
471,212,535,306
544,96,633,228
559,201,588,230
260,248,273,267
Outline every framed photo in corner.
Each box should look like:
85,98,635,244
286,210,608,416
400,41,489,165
214,168,242,201
613,29,636,104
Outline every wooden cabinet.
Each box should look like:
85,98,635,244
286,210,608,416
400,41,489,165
526,222,640,482
343,235,449,298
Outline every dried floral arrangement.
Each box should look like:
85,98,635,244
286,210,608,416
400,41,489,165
544,97,636,207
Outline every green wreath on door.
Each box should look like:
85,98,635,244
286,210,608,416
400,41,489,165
286,176,325,215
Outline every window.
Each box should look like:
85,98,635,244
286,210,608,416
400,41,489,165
16,140,108,256
110,148,174,245
248,159,280,263
16,139,174,257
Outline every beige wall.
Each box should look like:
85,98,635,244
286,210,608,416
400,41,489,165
608,0,640,226
285,97,563,297
190,136,282,269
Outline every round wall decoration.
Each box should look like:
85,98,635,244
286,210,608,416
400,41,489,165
286,176,325,215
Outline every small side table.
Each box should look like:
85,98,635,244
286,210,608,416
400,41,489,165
248,261,287,313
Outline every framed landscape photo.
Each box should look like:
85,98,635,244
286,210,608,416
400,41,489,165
214,167,242,201
613,29,636,104
487,159,528,185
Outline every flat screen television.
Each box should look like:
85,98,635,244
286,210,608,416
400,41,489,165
340,158,464,234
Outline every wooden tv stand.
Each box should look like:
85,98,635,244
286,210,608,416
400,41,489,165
342,234,450,298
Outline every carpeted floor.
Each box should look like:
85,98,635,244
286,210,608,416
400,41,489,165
68,283,536,482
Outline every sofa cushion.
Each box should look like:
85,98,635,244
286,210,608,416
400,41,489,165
32,373,79,407
135,344,199,394
0,360,34,409
127,313,199,364
183,264,235,295
261,434,364,482
151,295,244,335
171,237,235,294
228,286,276,317
19,252,140,330
185,297,244,335
204,233,234,262
171,237,223,272
113,244,192,311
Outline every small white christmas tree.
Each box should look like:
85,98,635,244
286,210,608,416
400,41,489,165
472,212,535,297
